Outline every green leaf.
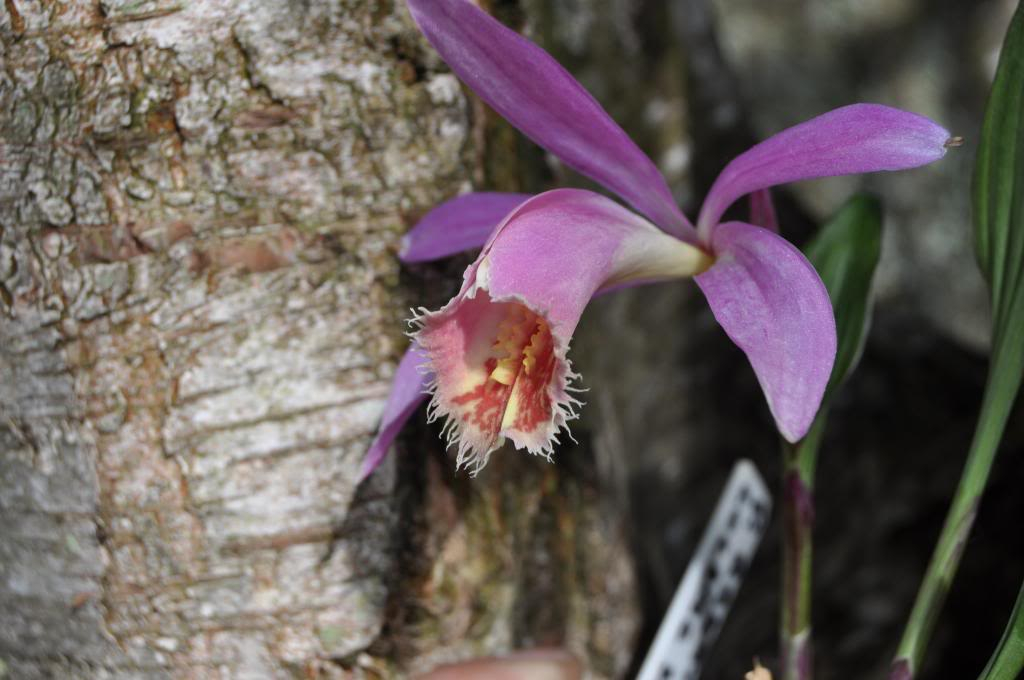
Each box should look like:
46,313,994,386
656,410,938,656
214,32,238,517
804,193,883,401
978,581,1024,680
972,8,1024,680
786,195,883,484
974,1,1024,384
894,7,1024,674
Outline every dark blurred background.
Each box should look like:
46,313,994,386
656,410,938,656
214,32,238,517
488,0,1024,677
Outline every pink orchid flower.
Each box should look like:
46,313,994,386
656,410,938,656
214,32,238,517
361,0,952,478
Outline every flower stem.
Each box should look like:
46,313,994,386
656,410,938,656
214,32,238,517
891,334,1024,679
781,415,825,680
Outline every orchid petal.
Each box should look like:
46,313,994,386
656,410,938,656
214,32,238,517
696,221,836,442
749,189,779,233
406,0,694,239
697,104,952,242
414,189,710,471
401,192,532,263
359,345,431,481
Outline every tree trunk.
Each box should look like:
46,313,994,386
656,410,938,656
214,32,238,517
0,1,638,677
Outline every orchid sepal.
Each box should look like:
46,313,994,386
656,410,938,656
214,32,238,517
401,192,532,263
406,0,694,239
696,104,952,243
696,221,837,442
359,345,431,481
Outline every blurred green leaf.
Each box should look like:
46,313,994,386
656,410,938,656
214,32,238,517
979,582,1024,680
974,1,1024,386
972,7,1024,680
786,194,883,483
804,193,883,401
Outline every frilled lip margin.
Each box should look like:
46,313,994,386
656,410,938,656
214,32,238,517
409,279,582,476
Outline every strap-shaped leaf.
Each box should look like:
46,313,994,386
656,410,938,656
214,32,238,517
894,7,1024,675
975,2,1024,375
971,9,1024,680
804,194,883,402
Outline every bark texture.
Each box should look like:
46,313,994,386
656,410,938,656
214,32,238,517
0,1,637,678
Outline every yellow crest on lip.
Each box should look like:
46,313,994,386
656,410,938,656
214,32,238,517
488,307,549,386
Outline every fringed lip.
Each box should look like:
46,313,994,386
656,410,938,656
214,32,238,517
411,287,581,475
409,189,710,472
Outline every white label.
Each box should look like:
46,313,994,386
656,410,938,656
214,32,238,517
636,459,772,680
